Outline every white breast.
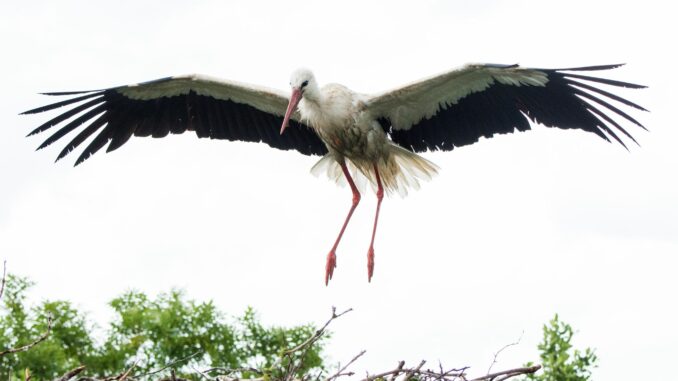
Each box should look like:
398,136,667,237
299,84,357,131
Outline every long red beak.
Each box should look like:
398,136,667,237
280,88,302,135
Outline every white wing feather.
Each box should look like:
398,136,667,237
117,74,293,118
365,64,549,130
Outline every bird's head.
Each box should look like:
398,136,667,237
281,68,317,134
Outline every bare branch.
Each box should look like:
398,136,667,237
156,377,192,381
388,361,405,381
134,351,203,379
262,307,354,381
54,366,86,381
0,260,6,301
362,360,433,381
202,368,262,376
403,360,426,381
214,377,263,381
326,350,366,381
0,314,53,357
191,365,213,381
118,360,138,381
358,361,475,381
469,365,541,381
486,332,523,375
284,307,352,356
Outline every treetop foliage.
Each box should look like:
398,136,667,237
0,274,325,380
0,264,597,381
524,314,598,381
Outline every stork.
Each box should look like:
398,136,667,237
22,63,646,284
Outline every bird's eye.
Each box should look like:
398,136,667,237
301,80,309,88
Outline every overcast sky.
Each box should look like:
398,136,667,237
1,0,676,379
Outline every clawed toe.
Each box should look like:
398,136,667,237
367,247,375,282
325,251,337,285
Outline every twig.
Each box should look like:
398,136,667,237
0,260,6,301
388,361,405,381
214,371,264,381
452,366,470,381
326,350,366,381
361,362,474,381
284,307,352,356
486,332,523,375
363,360,431,381
24,368,31,381
191,366,213,381
54,366,86,381
402,360,426,381
0,314,53,357
118,360,138,381
435,361,444,381
469,365,541,381
267,306,353,381
355,361,536,381
133,351,203,378
202,368,262,376
100,374,124,381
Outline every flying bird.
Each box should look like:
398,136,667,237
22,63,647,284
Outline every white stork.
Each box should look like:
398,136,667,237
22,63,646,284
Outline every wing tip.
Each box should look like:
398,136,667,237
562,72,647,90
40,90,99,96
556,63,626,72
55,147,73,163
73,155,87,166
20,107,45,115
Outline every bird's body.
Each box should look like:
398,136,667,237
22,63,647,284
303,83,370,157
303,83,371,160
296,79,438,195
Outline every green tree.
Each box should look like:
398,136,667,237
0,275,326,380
525,315,598,381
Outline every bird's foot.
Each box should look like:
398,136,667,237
325,250,337,285
367,247,375,282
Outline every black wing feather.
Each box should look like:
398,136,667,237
22,92,102,115
26,97,104,136
385,65,646,152
57,114,108,162
38,103,108,150
24,85,327,165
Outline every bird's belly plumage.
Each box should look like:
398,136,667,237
299,84,438,196
299,85,386,160
318,121,387,160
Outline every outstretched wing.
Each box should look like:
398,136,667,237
22,74,328,165
365,64,646,152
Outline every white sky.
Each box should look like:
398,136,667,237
1,0,676,379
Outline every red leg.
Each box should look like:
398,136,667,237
325,161,361,285
367,164,384,282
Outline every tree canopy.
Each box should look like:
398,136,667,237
0,274,325,379
525,314,598,381
0,267,597,381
